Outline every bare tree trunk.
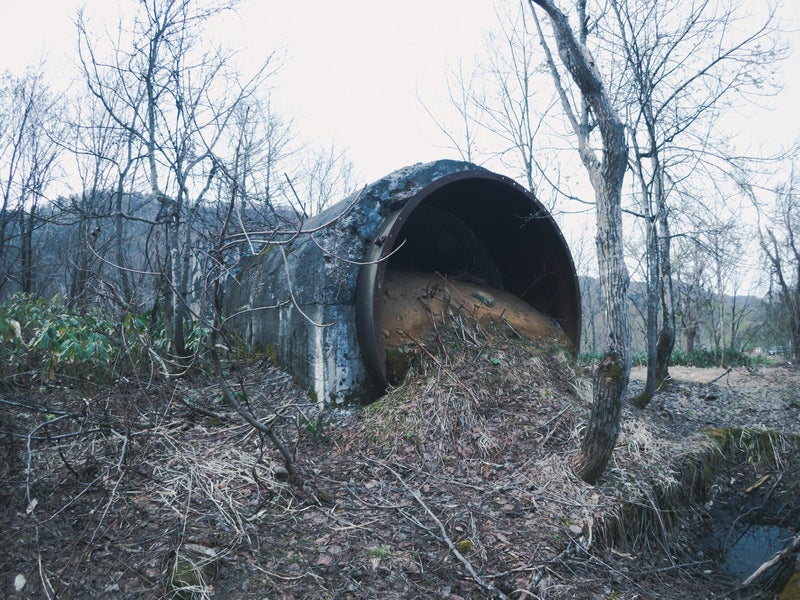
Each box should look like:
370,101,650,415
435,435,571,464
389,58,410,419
0,201,13,295
655,211,675,385
68,202,93,301
795,259,800,363
632,216,659,407
19,206,35,294
530,0,631,484
114,178,132,303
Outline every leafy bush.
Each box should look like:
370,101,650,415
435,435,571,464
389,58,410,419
0,294,176,382
669,349,755,368
578,351,604,366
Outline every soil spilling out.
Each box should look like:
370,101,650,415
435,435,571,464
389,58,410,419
381,270,567,383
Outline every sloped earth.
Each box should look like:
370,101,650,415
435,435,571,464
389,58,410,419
1,338,798,599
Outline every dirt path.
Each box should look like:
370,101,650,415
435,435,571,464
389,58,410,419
630,363,800,436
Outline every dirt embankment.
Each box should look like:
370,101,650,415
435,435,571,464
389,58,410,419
2,333,798,598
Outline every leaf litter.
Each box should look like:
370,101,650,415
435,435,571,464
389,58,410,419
1,307,798,598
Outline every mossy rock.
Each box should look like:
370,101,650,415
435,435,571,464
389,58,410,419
168,543,220,599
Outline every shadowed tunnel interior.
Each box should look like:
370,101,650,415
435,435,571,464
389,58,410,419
356,172,581,391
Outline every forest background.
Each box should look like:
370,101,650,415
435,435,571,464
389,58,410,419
1,0,799,367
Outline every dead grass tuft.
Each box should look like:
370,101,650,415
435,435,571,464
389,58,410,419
3,312,797,598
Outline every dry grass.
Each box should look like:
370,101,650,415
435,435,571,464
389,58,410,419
2,313,797,598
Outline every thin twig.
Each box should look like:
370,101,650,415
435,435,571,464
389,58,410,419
706,366,733,385
210,349,296,479
375,459,510,600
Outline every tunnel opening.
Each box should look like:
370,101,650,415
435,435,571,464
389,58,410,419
356,171,581,392
225,160,581,403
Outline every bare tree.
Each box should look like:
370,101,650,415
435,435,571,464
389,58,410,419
607,0,783,405
427,3,566,199
77,0,275,362
0,68,62,297
57,93,141,307
477,3,553,192
294,142,357,217
672,240,710,355
528,0,631,484
752,162,800,362
420,60,482,164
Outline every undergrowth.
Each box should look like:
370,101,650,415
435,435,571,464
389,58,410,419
580,348,774,369
0,293,209,383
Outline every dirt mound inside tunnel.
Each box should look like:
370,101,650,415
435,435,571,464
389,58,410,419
381,270,566,351
380,270,569,383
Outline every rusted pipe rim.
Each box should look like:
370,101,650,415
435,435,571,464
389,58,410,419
355,168,581,394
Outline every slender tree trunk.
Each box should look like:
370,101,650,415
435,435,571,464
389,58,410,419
632,217,659,408
114,180,132,303
685,324,697,355
0,212,10,294
590,297,597,352
20,205,36,294
69,205,92,301
530,0,631,484
795,262,800,363
169,214,187,359
655,210,675,385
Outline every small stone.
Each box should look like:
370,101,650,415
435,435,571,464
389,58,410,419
274,466,289,481
471,290,495,307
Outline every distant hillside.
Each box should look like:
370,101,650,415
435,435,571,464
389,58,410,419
577,275,776,355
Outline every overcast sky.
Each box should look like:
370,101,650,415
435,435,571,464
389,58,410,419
1,0,500,184
3,0,798,186
2,0,798,295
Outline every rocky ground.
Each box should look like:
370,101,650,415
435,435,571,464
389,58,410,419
1,336,798,599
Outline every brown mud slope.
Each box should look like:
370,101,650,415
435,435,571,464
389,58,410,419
381,270,563,351
1,310,798,598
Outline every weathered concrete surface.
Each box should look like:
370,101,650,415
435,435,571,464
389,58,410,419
224,159,580,405
225,160,483,404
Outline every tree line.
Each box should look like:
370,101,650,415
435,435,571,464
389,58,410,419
1,0,798,484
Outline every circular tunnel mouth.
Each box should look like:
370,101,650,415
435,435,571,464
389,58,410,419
356,170,581,394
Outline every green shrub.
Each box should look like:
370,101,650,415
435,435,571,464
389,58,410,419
578,351,604,366
0,294,180,382
579,348,768,369
669,349,754,368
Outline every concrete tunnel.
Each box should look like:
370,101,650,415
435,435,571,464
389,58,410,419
224,160,581,404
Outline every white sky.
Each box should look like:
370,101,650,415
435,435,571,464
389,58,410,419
2,0,799,295
230,0,500,181
2,0,798,185
0,0,499,184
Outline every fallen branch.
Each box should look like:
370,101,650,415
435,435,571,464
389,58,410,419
210,348,296,480
175,393,229,422
740,530,800,587
707,366,733,386
376,459,510,600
